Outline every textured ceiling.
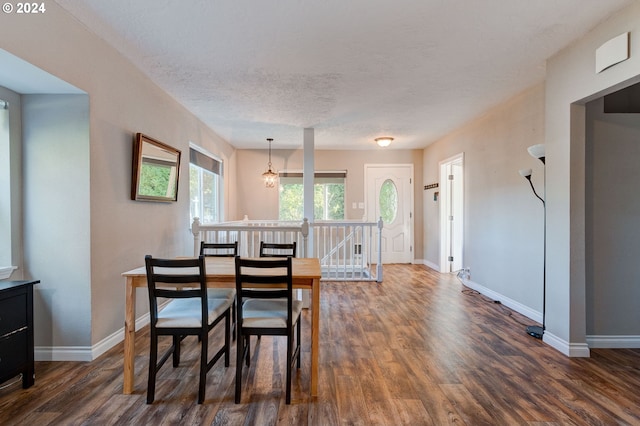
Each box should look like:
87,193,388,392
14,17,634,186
54,0,631,149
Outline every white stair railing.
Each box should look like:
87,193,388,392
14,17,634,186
191,217,309,258
311,219,383,282
190,217,383,282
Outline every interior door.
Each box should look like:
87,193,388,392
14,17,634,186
439,154,464,272
365,164,413,263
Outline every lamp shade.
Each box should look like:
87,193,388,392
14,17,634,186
527,144,545,161
519,168,532,178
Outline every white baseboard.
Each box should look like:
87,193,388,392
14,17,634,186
421,259,440,272
587,335,640,348
35,306,158,362
540,331,590,357
34,346,93,362
460,278,589,357
461,278,625,357
461,278,542,324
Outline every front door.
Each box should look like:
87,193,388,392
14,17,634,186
365,164,413,263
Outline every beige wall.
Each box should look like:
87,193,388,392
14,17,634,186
423,84,546,311
421,0,640,354
1,3,236,352
236,148,424,260
545,1,640,353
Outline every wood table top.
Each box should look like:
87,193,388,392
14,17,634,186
122,257,321,281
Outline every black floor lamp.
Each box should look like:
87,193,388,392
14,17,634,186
519,143,545,339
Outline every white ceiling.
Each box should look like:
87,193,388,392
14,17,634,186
54,0,632,150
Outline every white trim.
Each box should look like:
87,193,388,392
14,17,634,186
461,277,542,323
587,335,640,348
439,153,464,273
462,277,592,357
421,259,440,272
542,332,591,357
34,302,167,361
34,346,92,362
0,265,17,280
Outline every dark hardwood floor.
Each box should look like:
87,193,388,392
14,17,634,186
1,264,639,425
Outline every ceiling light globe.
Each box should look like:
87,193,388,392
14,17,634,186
375,137,393,147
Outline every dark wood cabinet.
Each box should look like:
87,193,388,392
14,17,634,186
0,280,38,388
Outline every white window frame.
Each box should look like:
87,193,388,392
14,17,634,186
189,143,223,224
0,100,12,267
278,170,346,221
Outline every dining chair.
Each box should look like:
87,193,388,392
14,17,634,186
256,241,297,342
200,241,238,330
200,241,238,257
234,256,302,404
259,241,297,258
144,255,232,404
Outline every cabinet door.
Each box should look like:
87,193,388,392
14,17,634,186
0,331,28,379
0,293,28,337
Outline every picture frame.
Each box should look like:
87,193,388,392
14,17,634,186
131,133,181,202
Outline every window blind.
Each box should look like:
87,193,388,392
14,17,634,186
190,148,222,175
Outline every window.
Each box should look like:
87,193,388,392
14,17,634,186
379,179,398,224
189,146,222,223
0,99,11,266
279,171,345,221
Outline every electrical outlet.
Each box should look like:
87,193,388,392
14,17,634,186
462,267,471,280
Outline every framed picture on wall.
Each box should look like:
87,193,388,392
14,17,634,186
131,133,181,202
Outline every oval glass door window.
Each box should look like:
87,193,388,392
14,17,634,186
379,179,398,224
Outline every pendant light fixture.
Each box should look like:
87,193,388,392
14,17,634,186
262,138,278,188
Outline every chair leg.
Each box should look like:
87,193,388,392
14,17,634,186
286,332,292,404
224,310,231,367
245,336,251,367
198,331,208,404
296,318,302,368
147,333,158,404
235,332,244,403
231,300,236,341
172,335,181,367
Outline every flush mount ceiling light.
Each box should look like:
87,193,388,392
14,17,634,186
375,137,393,147
262,138,278,188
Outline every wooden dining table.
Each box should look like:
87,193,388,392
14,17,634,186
121,256,322,397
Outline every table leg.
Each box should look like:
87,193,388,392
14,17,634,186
123,277,136,394
311,278,320,396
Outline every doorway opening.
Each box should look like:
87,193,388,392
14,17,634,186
439,153,464,273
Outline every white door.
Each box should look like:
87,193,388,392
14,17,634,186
365,164,413,263
439,154,464,272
